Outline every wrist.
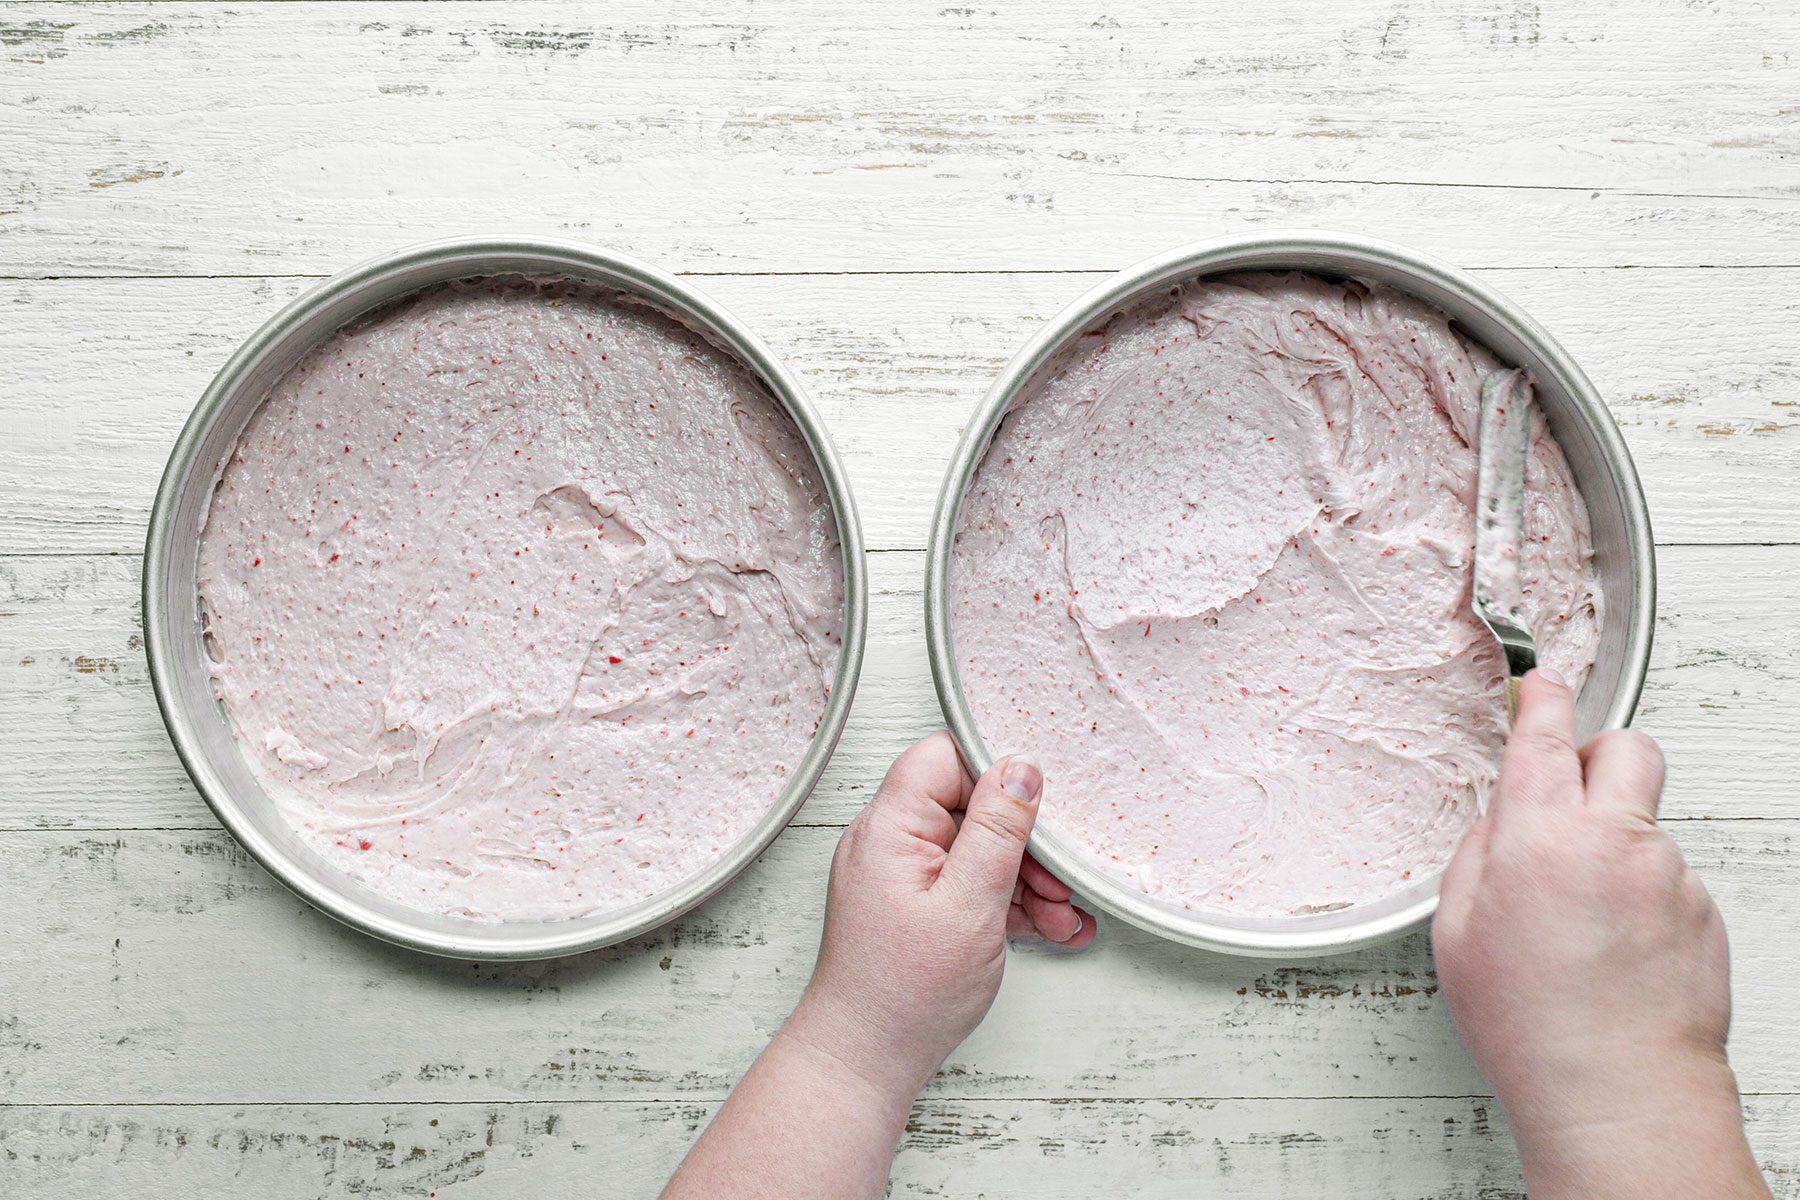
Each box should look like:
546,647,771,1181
1507,1051,1767,1199
783,986,942,1105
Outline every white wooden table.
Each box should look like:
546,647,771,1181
3,4,1797,1195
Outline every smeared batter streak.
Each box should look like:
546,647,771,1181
200,277,844,921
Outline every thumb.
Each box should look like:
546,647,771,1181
939,754,1043,902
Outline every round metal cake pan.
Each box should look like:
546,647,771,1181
925,230,1655,959
144,236,868,961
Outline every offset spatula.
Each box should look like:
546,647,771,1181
1472,369,1537,722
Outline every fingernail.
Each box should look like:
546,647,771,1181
1535,667,1566,687
1002,755,1042,804
1070,911,1084,938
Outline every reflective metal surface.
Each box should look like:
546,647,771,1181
925,231,1654,958
145,236,868,960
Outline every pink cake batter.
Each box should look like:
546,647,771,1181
950,272,1602,916
199,277,844,921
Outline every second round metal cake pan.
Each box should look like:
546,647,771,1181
925,230,1655,959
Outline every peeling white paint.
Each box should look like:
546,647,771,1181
2,2,1797,1196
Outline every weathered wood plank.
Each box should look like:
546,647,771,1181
0,820,1793,1106
13,1095,1797,1200
0,1099,1522,1200
2,3,1800,277
4,268,1800,555
5,1097,1794,1198
3,544,1796,830
0,1094,1790,1200
3,7,1797,1189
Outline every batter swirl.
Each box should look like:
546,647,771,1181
950,272,1601,915
200,277,844,921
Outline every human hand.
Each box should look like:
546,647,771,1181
787,731,1096,1100
1434,670,1768,1198
661,734,1096,1200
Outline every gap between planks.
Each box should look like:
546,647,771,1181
7,1093,1792,1115
3,1092,1795,1109
8,264,1800,283
1101,173,1800,205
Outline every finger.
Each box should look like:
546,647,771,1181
1022,888,1084,944
939,754,1043,901
872,731,975,848
1579,728,1666,824
878,730,977,811
1492,668,1584,822
1007,902,1098,950
1435,814,1492,938
1062,905,1099,950
1020,852,1074,903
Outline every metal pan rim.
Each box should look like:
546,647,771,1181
924,229,1654,958
144,235,868,960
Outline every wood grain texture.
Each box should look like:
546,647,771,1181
0,821,1796,1109
5,543,1800,830
0,1099,1521,1199
3,2,1796,1194
2,2,1800,278
6,1095,1794,1199
5,267,1800,555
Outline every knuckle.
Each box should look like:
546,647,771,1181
1515,726,1577,762
1500,744,1577,794
1617,815,1670,852
1607,823,1688,888
1496,763,1579,813
1597,728,1666,776
879,731,953,791
1500,813,1586,871
1594,812,1646,852
897,831,944,867
876,755,923,799
1678,867,1717,914
962,804,1030,849
1500,772,1563,810
1611,727,1663,763
1645,836,1691,884
1523,826,1584,872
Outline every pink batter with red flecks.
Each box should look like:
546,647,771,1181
199,277,844,921
949,272,1602,916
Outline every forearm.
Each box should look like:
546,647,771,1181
1509,1058,1771,1200
661,998,923,1200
